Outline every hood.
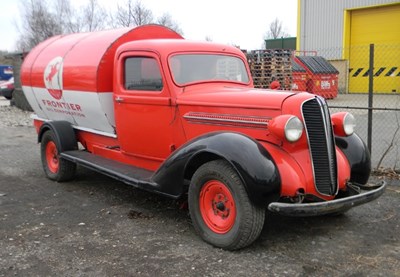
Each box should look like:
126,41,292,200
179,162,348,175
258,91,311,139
176,86,295,110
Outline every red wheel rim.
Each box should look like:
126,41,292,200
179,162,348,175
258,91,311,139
46,141,59,173
199,180,237,234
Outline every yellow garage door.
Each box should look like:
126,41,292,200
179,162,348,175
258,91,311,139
349,4,400,93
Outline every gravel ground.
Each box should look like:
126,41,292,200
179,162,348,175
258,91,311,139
0,123,399,276
0,103,33,127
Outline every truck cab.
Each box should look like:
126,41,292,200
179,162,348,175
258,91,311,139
21,25,385,250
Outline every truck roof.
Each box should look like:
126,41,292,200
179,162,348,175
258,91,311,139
116,39,246,58
21,25,183,92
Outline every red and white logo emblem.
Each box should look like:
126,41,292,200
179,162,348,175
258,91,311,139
44,56,63,100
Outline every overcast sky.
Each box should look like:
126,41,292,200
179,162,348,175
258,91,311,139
0,0,297,51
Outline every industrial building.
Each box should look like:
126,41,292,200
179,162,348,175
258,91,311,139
297,0,400,93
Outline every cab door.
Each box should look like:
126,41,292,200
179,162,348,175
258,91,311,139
114,51,175,167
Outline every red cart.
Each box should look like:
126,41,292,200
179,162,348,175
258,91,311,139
295,56,339,99
291,59,307,92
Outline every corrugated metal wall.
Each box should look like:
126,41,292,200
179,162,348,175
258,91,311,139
299,0,399,58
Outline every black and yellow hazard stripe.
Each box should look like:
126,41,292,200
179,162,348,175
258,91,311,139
349,67,400,77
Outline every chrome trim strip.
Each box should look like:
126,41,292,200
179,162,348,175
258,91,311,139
183,113,270,127
31,114,117,138
317,97,339,195
73,125,117,138
31,114,48,120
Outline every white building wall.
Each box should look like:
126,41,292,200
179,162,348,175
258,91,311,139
299,0,399,58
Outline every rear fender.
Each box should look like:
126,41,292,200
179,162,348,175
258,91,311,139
152,132,281,206
38,121,78,152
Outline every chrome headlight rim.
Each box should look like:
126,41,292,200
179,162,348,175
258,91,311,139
343,113,356,136
284,116,303,142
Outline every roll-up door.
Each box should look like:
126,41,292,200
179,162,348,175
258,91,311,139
348,4,400,93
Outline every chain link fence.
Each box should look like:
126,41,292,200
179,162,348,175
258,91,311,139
306,44,400,171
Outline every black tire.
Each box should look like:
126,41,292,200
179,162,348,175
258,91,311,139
4,95,12,100
40,130,76,182
188,160,265,250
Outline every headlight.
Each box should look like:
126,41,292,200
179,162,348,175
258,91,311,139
269,115,303,143
331,112,356,136
285,116,303,142
343,113,356,135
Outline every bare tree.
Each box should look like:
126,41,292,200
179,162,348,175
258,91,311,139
82,0,107,32
112,1,183,34
54,0,76,32
16,0,62,51
114,0,153,27
156,13,183,35
265,18,290,39
132,0,153,26
54,0,107,32
376,111,400,171
54,0,87,33
113,0,134,27
16,0,109,51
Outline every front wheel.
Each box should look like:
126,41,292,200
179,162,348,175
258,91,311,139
40,130,76,182
188,160,265,250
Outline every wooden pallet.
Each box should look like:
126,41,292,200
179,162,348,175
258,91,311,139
246,49,293,89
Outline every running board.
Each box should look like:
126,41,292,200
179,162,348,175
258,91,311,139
60,150,160,192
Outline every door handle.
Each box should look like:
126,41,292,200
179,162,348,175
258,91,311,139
115,96,124,103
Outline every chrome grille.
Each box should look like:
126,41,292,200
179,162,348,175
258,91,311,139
302,98,337,195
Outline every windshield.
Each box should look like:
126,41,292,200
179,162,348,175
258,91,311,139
170,54,249,86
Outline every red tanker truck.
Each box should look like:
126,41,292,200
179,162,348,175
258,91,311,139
21,25,385,250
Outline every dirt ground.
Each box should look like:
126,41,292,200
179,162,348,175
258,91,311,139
1,125,400,277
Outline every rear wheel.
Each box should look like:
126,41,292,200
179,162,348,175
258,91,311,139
41,130,76,182
188,160,265,250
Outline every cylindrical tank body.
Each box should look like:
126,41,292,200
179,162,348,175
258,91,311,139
21,25,182,136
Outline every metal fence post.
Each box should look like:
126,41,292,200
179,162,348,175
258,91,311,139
367,44,374,154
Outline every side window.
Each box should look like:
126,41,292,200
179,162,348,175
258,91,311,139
124,57,163,91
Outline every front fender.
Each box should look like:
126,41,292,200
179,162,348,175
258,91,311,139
335,133,371,184
152,132,281,206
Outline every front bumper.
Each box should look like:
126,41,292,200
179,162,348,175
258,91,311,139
268,181,386,216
